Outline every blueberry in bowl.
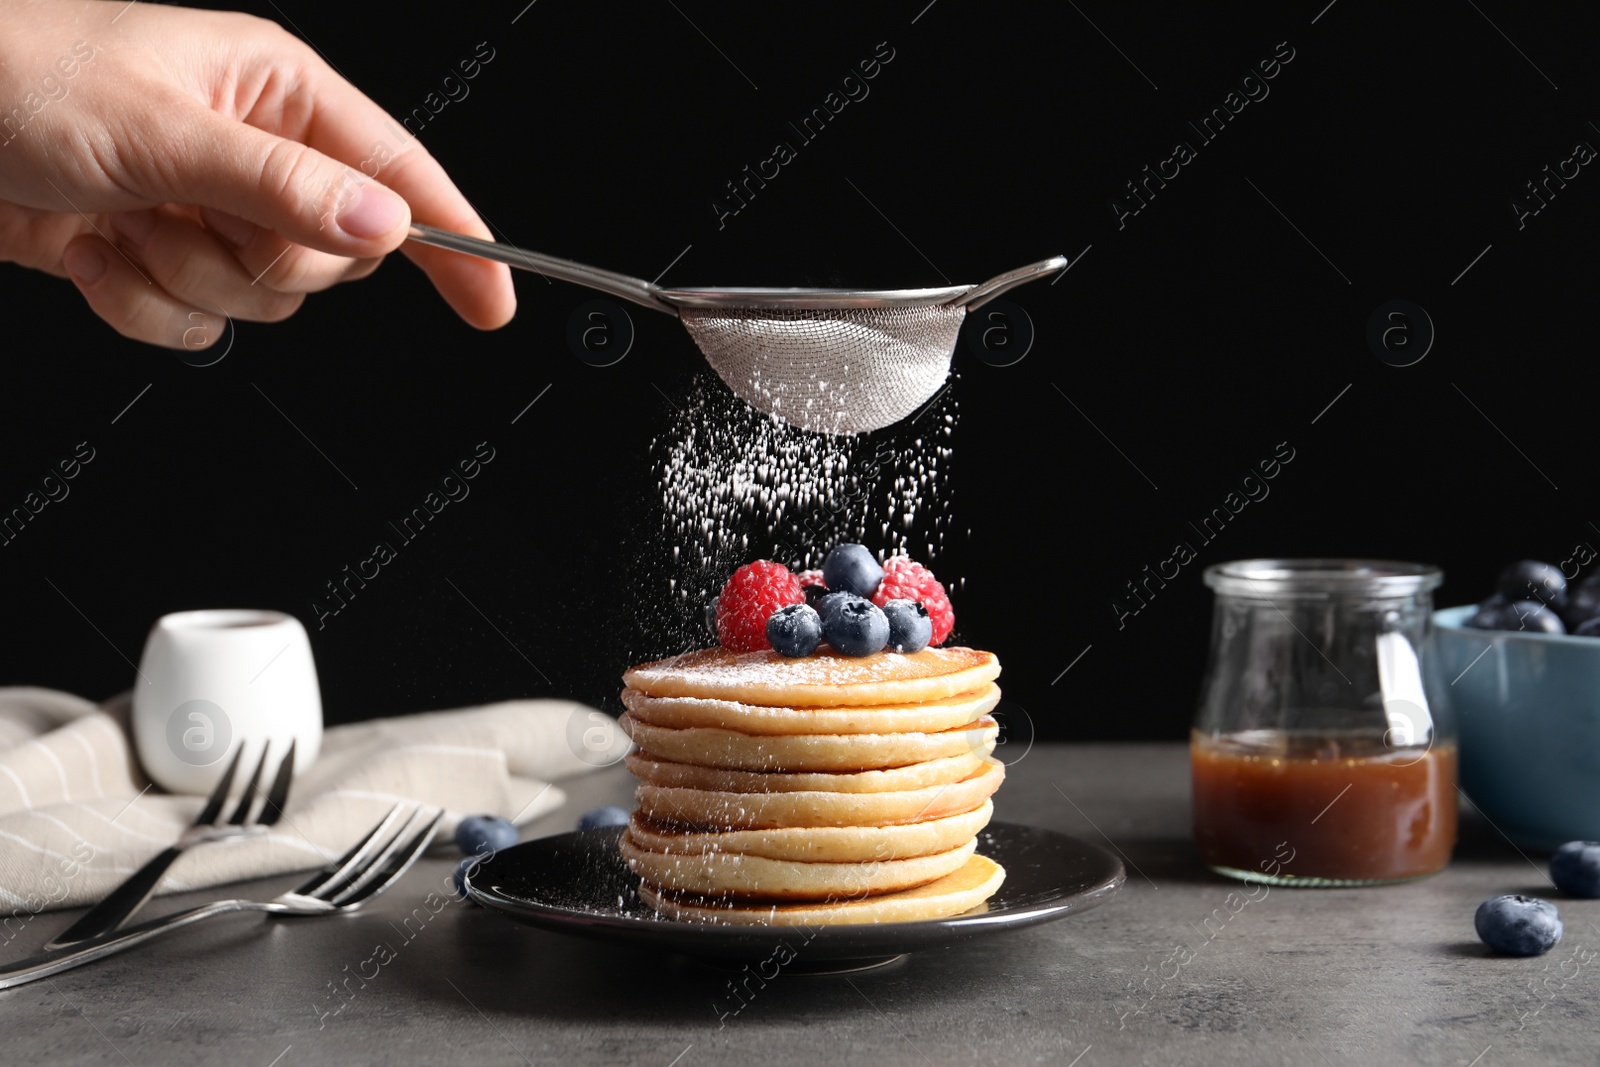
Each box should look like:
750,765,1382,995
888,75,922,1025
1495,560,1568,612
1432,601,1600,849
1565,572,1600,631
1464,598,1566,634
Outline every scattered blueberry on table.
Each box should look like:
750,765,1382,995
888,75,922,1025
1550,841,1600,898
455,814,517,856
577,805,631,831
1474,894,1563,956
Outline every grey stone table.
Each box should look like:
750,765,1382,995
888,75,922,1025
7,744,1594,1066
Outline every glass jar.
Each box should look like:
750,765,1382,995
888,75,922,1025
1191,559,1456,886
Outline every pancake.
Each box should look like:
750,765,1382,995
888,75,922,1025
619,714,998,772
639,853,1005,925
620,684,1001,736
623,646,1000,708
620,832,975,898
635,757,1004,830
623,749,991,794
625,800,994,862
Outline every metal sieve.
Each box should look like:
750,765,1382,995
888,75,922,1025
408,223,1065,435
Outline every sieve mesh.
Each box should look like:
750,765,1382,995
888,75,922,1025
680,305,967,435
404,224,1065,434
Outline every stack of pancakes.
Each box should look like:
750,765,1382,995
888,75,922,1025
617,645,1007,924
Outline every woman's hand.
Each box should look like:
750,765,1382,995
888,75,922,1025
0,1,515,350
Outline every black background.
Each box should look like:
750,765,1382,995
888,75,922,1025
2,1,1595,740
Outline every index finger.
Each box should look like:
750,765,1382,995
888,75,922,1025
284,52,516,330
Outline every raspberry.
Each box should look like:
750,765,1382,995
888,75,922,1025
796,569,826,588
716,561,803,652
872,556,954,646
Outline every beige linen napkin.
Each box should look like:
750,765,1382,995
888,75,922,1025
0,686,627,916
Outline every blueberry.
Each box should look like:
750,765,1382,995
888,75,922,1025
453,856,480,903
767,603,823,657
818,593,890,656
1577,616,1600,637
1475,894,1563,956
802,583,831,608
1472,598,1565,634
577,805,632,831
882,599,932,653
1550,841,1600,898
1497,560,1568,611
455,814,517,856
1464,595,1507,629
1506,600,1566,634
1565,573,1600,628
705,595,719,639
822,544,884,598
815,590,853,624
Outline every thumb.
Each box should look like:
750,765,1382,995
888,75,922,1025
161,105,410,257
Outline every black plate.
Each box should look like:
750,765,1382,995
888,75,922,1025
465,822,1124,971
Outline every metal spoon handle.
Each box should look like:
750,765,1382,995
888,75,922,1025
948,255,1070,311
406,223,675,315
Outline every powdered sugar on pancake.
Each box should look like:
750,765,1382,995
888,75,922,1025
623,645,999,707
620,683,1001,735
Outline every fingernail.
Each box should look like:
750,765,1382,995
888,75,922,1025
202,207,256,247
63,243,106,285
111,209,157,247
335,182,406,240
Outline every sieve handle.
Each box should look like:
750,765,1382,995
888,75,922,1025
948,255,1070,312
406,224,677,315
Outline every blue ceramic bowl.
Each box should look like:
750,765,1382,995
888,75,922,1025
1431,604,1600,849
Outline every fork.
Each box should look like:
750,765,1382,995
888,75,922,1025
0,803,442,990
47,740,297,949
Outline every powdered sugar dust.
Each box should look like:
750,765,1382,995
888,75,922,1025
640,372,959,651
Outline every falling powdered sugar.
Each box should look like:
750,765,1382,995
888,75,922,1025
642,373,958,650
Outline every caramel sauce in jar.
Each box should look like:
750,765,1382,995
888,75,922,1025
1191,729,1457,885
